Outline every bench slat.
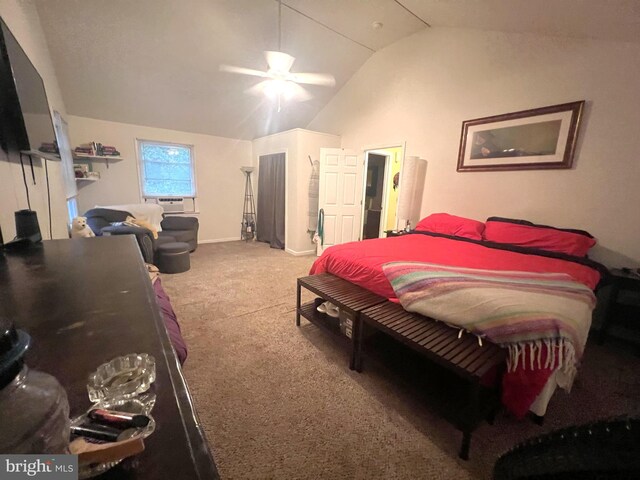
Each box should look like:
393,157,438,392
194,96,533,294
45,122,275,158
441,334,481,364
401,319,433,338
425,331,463,360
457,342,494,371
418,324,456,351
299,274,385,314
403,322,434,341
466,348,498,376
410,321,443,344
361,301,506,380
431,332,470,358
393,316,429,335
376,308,409,326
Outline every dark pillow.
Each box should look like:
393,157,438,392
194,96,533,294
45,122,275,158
84,208,131,236
483,217,596,256
415,213,485,240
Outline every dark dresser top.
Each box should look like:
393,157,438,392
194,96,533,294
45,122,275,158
0,236,219,479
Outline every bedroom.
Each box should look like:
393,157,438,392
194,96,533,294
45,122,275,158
0,0,639,479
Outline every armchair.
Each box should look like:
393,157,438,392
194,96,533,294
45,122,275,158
159,216,199,252
85,208,157,263
494,416,640,479
84,207,199,264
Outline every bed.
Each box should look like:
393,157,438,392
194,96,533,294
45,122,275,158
310,214,607,418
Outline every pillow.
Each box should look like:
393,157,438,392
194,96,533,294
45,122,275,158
126,215,159,239
109,221,136,228
483,217,596,256
415,213,485,240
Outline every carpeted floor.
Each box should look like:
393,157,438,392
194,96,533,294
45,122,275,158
161,241,640,480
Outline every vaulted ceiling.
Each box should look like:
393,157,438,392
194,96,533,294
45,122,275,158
35,0,640,140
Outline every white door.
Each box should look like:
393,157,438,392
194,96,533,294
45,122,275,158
317,148,364,256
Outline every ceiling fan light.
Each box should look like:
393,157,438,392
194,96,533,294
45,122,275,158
282,81,298,100
263,79,297,100
263,79,280,99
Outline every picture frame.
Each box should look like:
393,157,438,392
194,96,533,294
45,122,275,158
457,101,585,172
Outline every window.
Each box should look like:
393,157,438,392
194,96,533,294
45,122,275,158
138,140,195,197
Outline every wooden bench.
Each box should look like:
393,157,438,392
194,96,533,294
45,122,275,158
296,273,386,370
296,273,507,459
359,301,507,459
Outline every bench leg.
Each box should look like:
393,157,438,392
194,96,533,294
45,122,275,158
459,382,480,460
356,318,367,372
295,281,301,327
531,413,545,426
459,431,471,460
487,406,498,426
348,312,357,371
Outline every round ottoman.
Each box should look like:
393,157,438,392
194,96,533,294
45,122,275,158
156,242,190,274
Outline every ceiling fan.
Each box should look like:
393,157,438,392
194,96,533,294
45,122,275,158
219,0,335,109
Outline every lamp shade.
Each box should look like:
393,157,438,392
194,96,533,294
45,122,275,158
397,156,421,227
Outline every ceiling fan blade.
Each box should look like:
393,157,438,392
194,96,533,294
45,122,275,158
265,51,295,73
289,72,336,87
219,64,269,78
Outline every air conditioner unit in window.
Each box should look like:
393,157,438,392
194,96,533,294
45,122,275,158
156,197,185,213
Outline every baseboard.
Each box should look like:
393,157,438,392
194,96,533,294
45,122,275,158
285,248,315,257
197,240,315,255
198,237,241,244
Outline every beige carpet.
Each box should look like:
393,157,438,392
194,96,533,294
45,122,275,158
161,241,640,480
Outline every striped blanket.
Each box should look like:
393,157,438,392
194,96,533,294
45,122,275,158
383,261,597,389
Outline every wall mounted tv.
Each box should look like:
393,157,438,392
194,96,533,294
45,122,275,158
0,17,58,160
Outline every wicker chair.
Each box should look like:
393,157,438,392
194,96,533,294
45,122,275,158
494,416,640,479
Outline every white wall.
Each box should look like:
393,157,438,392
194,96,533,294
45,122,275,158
68,115,252,243
309,27,640,267
0,0,69,241
252,128,340,255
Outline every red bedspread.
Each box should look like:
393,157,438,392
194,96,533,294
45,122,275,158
310,233,601,417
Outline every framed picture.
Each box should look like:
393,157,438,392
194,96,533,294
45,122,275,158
457,101,585,172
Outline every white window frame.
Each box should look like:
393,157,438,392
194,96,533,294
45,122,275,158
136,138,197,199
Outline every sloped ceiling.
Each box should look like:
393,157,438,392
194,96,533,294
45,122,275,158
35,1,639,141
402,0,640,43
35,0,426,140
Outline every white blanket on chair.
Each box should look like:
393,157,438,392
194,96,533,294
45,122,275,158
97,203,164,232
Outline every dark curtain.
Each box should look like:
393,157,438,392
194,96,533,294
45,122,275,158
257,153,285,249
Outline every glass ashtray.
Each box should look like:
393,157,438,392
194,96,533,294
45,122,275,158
87,353,156,403
71,394,157,479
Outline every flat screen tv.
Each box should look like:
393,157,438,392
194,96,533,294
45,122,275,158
0,17,58,159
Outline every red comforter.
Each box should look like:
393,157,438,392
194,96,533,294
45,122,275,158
310,233,601,417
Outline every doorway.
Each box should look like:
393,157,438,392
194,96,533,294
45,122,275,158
361,146,403,239
256,152,286,249
362,154,385,239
